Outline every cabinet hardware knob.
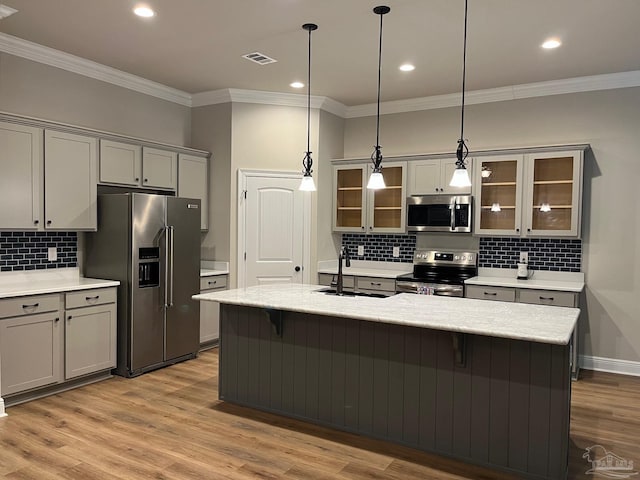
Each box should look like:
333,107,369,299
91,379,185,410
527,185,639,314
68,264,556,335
54,317,59,322
516,228,520,232
527,228,531,232
144,178,148,182
34,220,39,225
68,315,72,320
295,266,301,272
47,220,52,225
361,226,365,230
135,177,140,181
22,303,39,309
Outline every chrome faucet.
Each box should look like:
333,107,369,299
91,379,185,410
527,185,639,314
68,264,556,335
335,245,351,295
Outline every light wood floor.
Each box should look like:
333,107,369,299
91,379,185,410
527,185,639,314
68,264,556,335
0,349,638,479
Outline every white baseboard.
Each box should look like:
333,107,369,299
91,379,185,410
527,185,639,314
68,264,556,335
0,397,6,417
580,355,640,377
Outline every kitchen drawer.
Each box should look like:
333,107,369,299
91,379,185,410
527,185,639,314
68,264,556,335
318,273,355,289
0,294,60,319
355,276,396,294
200,275,228,291
465,285,516,302
518,289,577,307
65,288,117,310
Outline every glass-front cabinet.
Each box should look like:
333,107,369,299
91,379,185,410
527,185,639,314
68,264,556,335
523,151,582,237
473,149,584,237
474,154,525,236
333,162,406,233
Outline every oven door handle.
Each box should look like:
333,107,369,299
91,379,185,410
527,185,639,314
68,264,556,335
433,285,464,296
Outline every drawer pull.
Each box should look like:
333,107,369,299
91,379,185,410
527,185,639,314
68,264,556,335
54,317,59,322
208,280,217,285
85,295,100,301
483,292,497,296
22,303,40,309
539,296,554,301
370,282,382,286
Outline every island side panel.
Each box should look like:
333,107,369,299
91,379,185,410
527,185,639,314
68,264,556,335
218,304,571,480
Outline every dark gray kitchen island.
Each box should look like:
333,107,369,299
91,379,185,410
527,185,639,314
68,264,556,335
194,284,578,480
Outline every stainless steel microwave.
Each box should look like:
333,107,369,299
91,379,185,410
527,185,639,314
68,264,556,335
406,195,472,233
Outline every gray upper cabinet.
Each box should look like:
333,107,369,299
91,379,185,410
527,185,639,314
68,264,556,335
0,121,43,230
407,158,472,195
142,147,177,190
178,153,208,230
44,130,98,231
99,139,142,186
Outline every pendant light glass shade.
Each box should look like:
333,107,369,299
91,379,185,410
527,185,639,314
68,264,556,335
367,6,390,190
299,23,318,192
449,0,472,188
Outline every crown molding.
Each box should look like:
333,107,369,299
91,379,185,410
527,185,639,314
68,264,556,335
2,32,639,116
0,32,192,107
192,88,348,117
345,70,640,118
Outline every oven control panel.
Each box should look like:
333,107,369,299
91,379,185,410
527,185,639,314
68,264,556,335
413,249,476,266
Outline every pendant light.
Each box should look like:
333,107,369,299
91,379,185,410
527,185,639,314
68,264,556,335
449,0,472,188
367,5,391,190
299,23,318,192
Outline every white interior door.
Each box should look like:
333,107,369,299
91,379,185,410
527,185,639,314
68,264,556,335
241,173,308,287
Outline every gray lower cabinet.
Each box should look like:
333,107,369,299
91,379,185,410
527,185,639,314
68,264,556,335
0,294,63,396
318,273,395,296
199,275,228,348
0,288,117,400
64,288,117,379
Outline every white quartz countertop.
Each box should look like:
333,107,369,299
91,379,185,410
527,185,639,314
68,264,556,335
200,261,229,277
317,260,412,279
194,284,579,345
465,268,585,292
0,269,119,299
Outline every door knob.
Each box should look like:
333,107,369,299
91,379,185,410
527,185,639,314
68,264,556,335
294,266,301,272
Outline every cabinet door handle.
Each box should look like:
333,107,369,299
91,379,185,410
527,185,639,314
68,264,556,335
46,220,52,225
135,177,140,182
85,295,100,301
539,296,554,301
144,178,148,183
67,315,72,320
370,282,382,286
361,226,365,230
22,303,39,309
483,292,497,296
54,317,59,322
34,220,39,225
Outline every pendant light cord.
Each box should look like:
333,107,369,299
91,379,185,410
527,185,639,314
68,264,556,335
306,26,312,155
375,11,383,150
460,0,468,144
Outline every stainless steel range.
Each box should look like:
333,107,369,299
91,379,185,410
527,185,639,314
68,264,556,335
396,249,478,297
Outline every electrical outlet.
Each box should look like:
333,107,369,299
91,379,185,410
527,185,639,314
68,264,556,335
357,245,364,256
519,251,528,264
48,247,57,262
392,246,400,258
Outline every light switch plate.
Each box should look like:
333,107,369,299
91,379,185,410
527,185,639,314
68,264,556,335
357,245,364,256
519,251,528,263
393,246,400,258
48,247,57,262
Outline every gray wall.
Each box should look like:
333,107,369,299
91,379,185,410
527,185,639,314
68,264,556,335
342,87,640,363
191,103,232,263
0,53,191,145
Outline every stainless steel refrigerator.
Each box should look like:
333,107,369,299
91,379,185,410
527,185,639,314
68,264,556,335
84,193,201,377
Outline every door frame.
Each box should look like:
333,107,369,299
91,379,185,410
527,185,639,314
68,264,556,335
237,169,312,288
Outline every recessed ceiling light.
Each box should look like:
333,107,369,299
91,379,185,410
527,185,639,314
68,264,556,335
542,38,561,49
133,5,155,18
399,64,415,72
290,82,304,89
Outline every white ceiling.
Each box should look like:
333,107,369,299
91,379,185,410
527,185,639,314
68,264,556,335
1,0,639,106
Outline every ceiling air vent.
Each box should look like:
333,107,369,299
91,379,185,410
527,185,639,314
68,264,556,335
242,52,277,65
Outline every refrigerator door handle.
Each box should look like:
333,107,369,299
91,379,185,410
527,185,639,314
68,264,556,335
164,226,170,308
168,225,175,307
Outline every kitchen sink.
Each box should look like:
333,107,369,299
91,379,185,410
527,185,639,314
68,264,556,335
314,287,387,298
